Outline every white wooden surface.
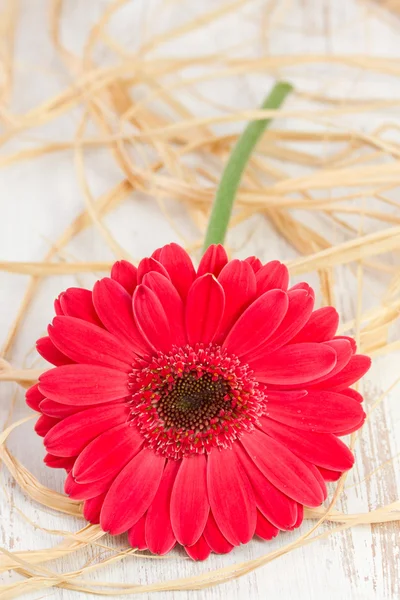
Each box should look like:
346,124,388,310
1,0,400,598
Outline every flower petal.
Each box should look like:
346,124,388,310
137,257,170,282
223,290,288,359
341,388,364,403
197,244,228,278
73,423,143,483
207,448,256,546
186,274,225,345
26,384,45,412
49,317,134,371
83,493,107,524
39,364,129,405
317,467,343,482
244,256,262,273
291,306,339,344
251,342,337,385
255,511,279,540
261,287,315,352
261,418,354,471
65,472,110,500
101,449,165,535
59,288,101,325
145,460,179,555
306,339,353,386
36,336,73,366
93,278,151,357
158,243,196,299
215,260,257,343
39,399,83,418
185,536,212,561
234,443,298,529
203,511,234,554
170,455,209,546
35,415,60,437
312,355,371,391
142,272,187,346
128,514,148,550
133,285,172,353
266,390,365,433
111,260,138,295
243,287,314,362
44,453,75,471
256,261,289,294
241,428,325,507
44,405,129,457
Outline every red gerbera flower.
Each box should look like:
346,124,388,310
26,243,370,560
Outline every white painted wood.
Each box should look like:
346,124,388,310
0,0,399,598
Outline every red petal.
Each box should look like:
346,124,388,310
39,364,129,405
197,245,228,278
26,384,44,412
73,423,143,483
145,460,179,555
255,511,279,540
59,288,101,325
256,261,289,294
158,243,196,299
39,399,83,418
44,453,75,471
341,388,364,403
35,415,60,437
251,343,337,385
133,285,172,353
203,511,234,554
266,390,365,433
128,513,148,550
244,256,262,273
185,536,212,561
313,355,371,391
234,444,298,529
44,405,129,456
142,272,187,347
256,288,315,354
40,398,122,418
100,449,165,535
307,339,353,386
261,418,354,471
36,336,73,366
54,297,63,315
267,390,308,402
186,274,225,345
170,455,209,546
151,248,162,260
207,448,256,546
215,260,257,343
137,257,170,282
49,317,134,371
83,493,107,524
291,306,339,344
93,278,151,357
336,335,357,352
65,472,110,500
111,260,137,295
223,290,288,359
293,504,304,528
317,467,343,482
241,428,325,507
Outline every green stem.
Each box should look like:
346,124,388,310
202,81,293,251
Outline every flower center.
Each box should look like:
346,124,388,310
128,344,266,459
156,372,229,431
